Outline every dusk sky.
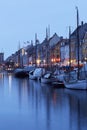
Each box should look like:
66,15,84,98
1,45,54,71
0,0,87,59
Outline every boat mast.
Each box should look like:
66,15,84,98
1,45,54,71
18,41,21,67
35,33,37,67
76,7,80,79
46,27,49,70
69,26,71,67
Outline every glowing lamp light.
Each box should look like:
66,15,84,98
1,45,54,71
36,59,40,65
43,60,46,64
51,59,53,62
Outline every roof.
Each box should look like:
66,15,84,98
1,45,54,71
71,23,87,40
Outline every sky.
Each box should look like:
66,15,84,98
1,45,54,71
0,0,87,59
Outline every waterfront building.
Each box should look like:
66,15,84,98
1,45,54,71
0,52,4,70
70,22,87,66
82,32,87,63
50,39,61,66
0,52,4,64
60,39,69,66
40,33,62,68
5,22,87,68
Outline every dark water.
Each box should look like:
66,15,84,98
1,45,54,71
0,72,87,130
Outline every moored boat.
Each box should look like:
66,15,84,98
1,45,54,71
63,70,87,90
14,68,29,78
40,72,57,84
52,81,65,88
54,69,65,82
29,67,45,80
29,70,37,80
63,8,87,90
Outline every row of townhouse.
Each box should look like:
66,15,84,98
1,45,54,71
51,22,87,67
70,22,87,66
5,33,62,67
5,22,87,68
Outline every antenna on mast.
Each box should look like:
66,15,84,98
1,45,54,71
46,25,50,40
76,6,79,27
46,27,48,40
18,41,21,50
35,33,37,45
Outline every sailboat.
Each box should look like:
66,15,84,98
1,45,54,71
63,7,87,90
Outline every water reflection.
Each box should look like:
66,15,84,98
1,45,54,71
8,74,12,93
0,72,4,85
64,89,87,130
0,73,87,130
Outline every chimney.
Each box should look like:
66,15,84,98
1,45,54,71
81,21,83,26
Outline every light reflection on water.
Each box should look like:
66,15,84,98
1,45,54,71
0,72,87,130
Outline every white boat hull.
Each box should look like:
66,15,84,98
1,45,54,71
41,77,56,84
41,78,52,84
64,80,87,90
29,67,45,80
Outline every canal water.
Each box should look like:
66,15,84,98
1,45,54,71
0,72,87,130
